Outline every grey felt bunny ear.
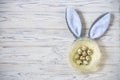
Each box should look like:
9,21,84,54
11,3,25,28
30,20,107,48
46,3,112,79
88,13,111,39
65,8,82,38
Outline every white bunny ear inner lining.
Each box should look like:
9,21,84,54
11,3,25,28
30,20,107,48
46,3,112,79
88,13,111,39
66,8,82,38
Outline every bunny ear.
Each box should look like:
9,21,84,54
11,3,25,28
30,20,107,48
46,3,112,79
88,13,111,39
65,8,82,38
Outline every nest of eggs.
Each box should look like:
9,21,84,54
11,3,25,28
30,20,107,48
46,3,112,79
68,38,101,73
74,46,93,65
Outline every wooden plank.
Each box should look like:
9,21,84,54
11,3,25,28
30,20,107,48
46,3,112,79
0,46,119,64
0,29,119,47
0,0,119,12
0,46,119,54
0,12,119,29
0,64,120,80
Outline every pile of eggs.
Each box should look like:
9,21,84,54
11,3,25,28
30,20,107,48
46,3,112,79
74,46,93,65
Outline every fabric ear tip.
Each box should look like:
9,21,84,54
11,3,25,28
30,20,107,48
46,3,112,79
66,7,74,11
105,12,111,17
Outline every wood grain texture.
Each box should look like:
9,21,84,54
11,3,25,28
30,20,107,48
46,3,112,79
0,0,120,80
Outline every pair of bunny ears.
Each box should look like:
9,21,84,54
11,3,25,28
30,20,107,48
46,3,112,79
65,8,111,39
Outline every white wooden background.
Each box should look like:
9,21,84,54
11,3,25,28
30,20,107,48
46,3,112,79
0,0,120,80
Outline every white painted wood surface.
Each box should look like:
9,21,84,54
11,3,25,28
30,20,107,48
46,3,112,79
0,0,120,80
